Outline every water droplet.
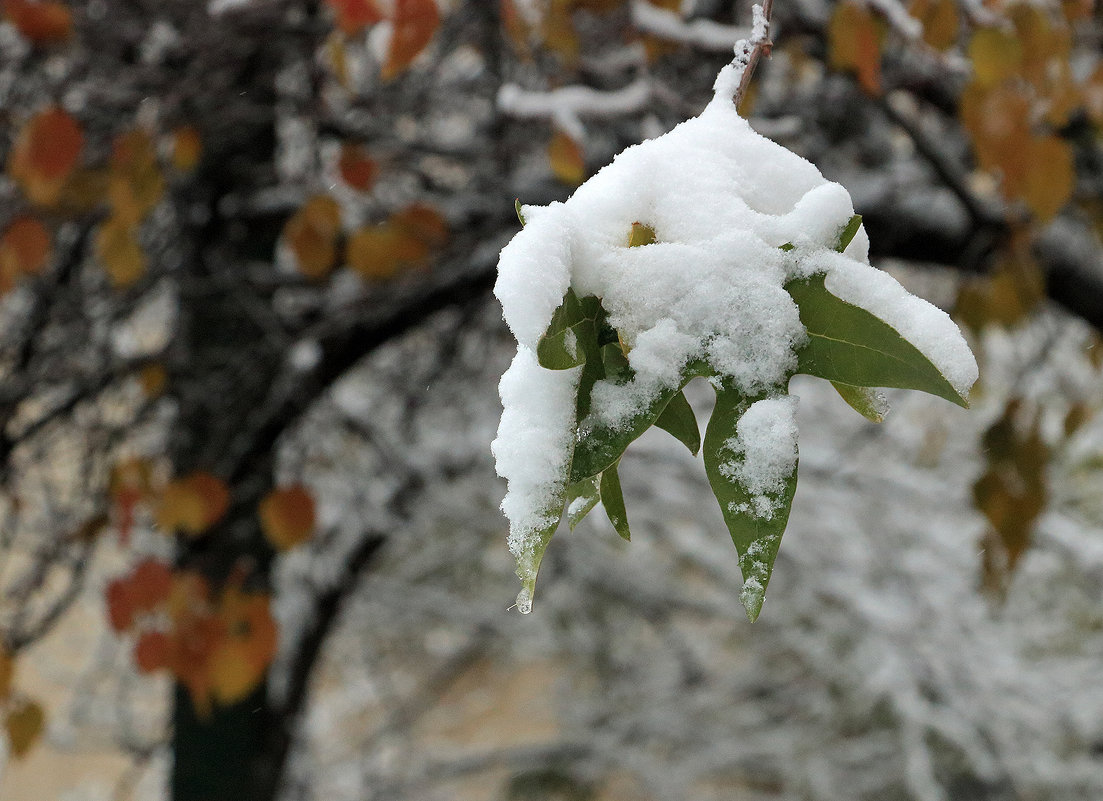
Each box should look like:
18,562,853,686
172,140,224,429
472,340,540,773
515,586,533,615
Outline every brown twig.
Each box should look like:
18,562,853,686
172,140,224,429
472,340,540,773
732,0,775,110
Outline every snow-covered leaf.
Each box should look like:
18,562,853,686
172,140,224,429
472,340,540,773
786,273,969,408
566,475,601,530
703,387,798,622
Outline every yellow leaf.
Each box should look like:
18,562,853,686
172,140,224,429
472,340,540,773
94,217,146,288
548,130,585,185
908,0,958,51
346,222,428,280
209,591,277,705
155,472,230,537
828,1,884,96
4,698,45,759
968,28,1022,89
172,126,203,173
1022,136,1073,221
108,130,165,225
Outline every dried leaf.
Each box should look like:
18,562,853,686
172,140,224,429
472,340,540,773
828,1,885,96
284,194,342,279
326,0,383,36
171,126,203,172
908,0,958,51
134,631,171,673
108,129,165,225
338,143,377,191
8,106,84,206
0,216,51,281
968,27,1023,89
381,0,440,80
94,216,146,288
549,130,586,185
5,698,44,759
3,0,72,45
259,485,316,551
155,472,230,537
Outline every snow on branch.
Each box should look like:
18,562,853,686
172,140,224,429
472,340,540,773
497,79,652,140
866,0,923,40
630,0,750,53
724,0,773,109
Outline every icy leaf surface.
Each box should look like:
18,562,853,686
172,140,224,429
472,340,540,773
492,61,977,615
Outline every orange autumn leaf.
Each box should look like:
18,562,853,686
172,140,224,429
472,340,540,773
208,590,278,705
171,125,203,173
130,559,173,611
155,472,230,537
94,216,146,288
326,0,383,35
284,194,342,280
501,0,531,54
338,143,377,191
548,130,586,185
259,485,316,551
381,0,440,80
8,106,84,206
134,630,171,673
347,224,427,279
390,203,448,248
168,611,224,718
109,458,154,542
0,216,51,281
828,1,884,96
4,698,44,759
3,0,72,45
106,578,137,632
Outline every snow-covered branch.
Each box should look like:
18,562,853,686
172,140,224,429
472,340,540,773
630,0,750,52
497,79,652,139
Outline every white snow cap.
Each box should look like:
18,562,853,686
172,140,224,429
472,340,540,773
492,66,978,594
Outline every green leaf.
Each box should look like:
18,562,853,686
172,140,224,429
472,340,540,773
566,475,601,530
835,214,862,252
654,390,701,455
515,199,526,226
601,342,631,383
570,368,702,483
537,319,592,370
702,385,798,622
831,382,888,423
514,508,565,615
599,462,631,541
786,273,969,408
628,222,657,247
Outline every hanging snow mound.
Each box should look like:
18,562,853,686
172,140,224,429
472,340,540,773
492,67,978,614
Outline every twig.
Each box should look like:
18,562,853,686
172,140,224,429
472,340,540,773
731,0,775,109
